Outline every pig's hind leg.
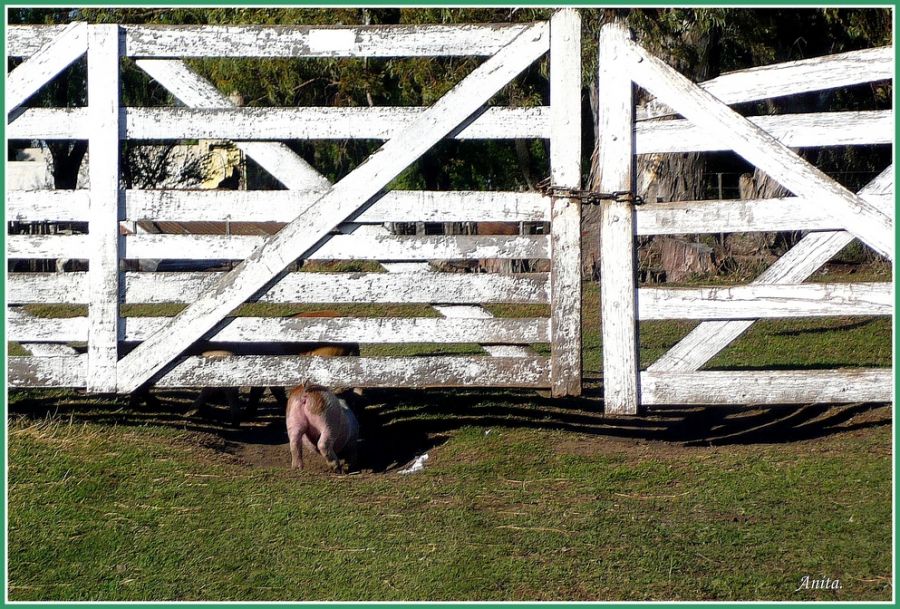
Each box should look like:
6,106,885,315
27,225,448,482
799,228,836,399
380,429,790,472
317,432,342,473
288,424,307,470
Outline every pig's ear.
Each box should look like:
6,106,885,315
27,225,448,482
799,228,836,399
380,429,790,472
301,378,310,390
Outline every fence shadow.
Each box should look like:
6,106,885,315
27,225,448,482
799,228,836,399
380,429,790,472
7,386,891,473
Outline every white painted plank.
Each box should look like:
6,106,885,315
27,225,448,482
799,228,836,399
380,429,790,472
14,106,891,151
23,344,80,357
8,308,83,355
641,369,892,405
636,110,892,154
10,316,549,344
4,270,549,306
128,24,534,58
123,190,549,223
427,305,529,353
122,233,548,261
9,23,534,58
6,22,87,114
639,283,892,320
648,167,893,373
640,47,893,119
7,352,549,389
6,190,90,222
157,355,551,388
8,106,549,140
10,232,547,261
86,24,121,393
6,273,89,304
597,22,639,415
7,235,91,258
427,306,533,358
625,36,894,260
8,356,88,387
115,24,551,393
635,194,894,235
9,316,89,342
127,106,549,140
549,8,582,397
6,107,88,139
124,271,550,305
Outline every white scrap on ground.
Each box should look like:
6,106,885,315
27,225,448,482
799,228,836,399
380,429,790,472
398,453,429,475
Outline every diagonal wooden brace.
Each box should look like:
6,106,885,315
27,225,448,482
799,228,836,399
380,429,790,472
618,31,894,260
7,22,87,115
115,22,550,393
136,59,540,364
649,166,893,373
135,58,331,191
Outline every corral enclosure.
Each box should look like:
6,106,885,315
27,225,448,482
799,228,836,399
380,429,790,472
6,10,894,411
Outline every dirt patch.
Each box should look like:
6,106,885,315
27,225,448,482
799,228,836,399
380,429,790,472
169,392,449,474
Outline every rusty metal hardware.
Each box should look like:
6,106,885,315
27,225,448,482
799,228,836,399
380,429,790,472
537,178,643,205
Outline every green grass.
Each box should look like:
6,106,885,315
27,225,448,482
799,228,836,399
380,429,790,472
7,279,893,601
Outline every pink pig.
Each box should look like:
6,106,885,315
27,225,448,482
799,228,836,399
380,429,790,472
286,383,359,473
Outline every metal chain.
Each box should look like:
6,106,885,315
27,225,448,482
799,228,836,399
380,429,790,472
537,178,643,205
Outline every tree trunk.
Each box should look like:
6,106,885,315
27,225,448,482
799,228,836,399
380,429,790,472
585,19,721,280
47,141,87,190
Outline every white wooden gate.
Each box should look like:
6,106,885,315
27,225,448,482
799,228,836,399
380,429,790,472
7,13,584,396
7,16,893,412
595,23,894,414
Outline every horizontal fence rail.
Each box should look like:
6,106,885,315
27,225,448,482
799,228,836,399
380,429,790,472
7,23,535,58
10,106,889,150
8,234,550,261
9,316,551,344
7,190,550,223
635,110,892,154
635,193,893,235
8,354,552,389
638,46,892,119
638,283,892,320
641,370,893,406
7,272,551,305
9,106,550,140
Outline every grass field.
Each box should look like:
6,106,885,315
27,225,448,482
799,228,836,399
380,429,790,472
6,279,894,601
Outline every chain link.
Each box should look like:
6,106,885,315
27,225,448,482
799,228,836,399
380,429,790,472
537,179,643,205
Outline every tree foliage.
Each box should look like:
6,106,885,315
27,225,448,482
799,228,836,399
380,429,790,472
9,7,892,194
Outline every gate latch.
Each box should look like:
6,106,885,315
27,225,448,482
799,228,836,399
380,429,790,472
538,179,643,205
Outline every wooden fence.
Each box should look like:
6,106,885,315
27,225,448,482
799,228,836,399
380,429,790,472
6,13,583,396
6,15,893,412
596,23,893,413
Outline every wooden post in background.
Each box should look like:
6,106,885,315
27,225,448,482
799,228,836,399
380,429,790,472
596,22,639,414
86,24,121,392
549,9,582,397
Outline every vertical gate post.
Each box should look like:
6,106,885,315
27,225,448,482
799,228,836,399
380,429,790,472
596,22,639,414
549,9,583,397
86,24,121,392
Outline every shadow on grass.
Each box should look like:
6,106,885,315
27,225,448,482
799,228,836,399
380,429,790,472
769,317,880,337
8,380,891,472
